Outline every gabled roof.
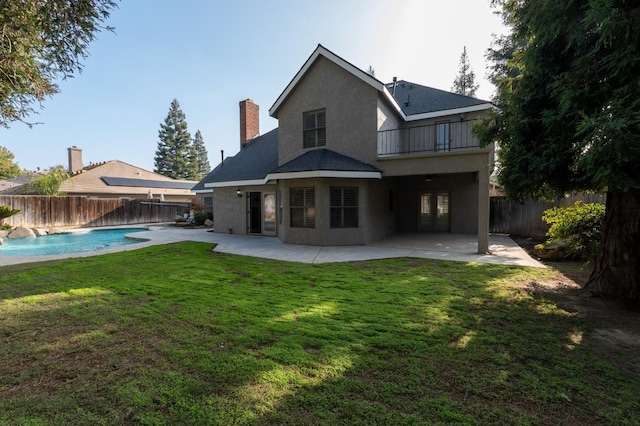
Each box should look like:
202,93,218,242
267,149,380,180
59,160,197,198
195,45,494,189
269,44,395,118
202,129,278,188
269,44,493,122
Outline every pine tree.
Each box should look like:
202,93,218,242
154,99,196,179
451,46,479,97
192,130,210,180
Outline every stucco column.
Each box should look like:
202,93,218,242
477,164,490,254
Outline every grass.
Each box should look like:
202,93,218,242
0,242,637,425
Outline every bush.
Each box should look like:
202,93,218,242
0,205,20,220
541,201,605,260
193,211,213,226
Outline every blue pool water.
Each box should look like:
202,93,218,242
0,228,148,257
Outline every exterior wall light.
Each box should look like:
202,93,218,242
236,188,243,198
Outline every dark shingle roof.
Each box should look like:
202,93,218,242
271,149,380,174
387,80,490,116
193,128,278,188
191,159,228,191
101,177,195,189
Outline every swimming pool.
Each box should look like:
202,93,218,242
0,228,148,257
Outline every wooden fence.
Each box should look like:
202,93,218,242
0,195,188,229
490,193,606,236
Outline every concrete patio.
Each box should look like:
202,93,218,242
0,225,543,267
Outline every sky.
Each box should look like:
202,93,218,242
3,0,507,174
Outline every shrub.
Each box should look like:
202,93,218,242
0,205,20,220
22,166,69,195
541,201,605,260
193,211,213,226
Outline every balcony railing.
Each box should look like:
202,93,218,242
377,119,481,156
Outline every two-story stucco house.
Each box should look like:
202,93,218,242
194,45,495,252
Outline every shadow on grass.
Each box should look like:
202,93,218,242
0,242,637,425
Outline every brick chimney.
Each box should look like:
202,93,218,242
68,146,83,175
239,99,259,148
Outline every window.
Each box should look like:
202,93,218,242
436,121,450,152
290,188,315,228
330,187,358,228
303,109,326,148
204,196,213,214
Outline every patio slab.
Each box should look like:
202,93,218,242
0,226,544,268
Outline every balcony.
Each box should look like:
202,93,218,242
377,119,482,156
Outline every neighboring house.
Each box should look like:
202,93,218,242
195,45,495,252
0,175,38,194
58,147,197,202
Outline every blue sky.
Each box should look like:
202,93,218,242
3,0,506,174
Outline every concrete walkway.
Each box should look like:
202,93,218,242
0,225,544,268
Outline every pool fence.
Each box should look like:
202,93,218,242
0,196,188,228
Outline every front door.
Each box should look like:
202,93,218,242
418,191,450,232
247,191,277,235
248,192,261,233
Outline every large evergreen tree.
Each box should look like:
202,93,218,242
451,46,479,97
192,130,210,180
0,0,117,127
154,99,197,180
478,0,640,309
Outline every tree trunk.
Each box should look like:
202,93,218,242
584,188,640,310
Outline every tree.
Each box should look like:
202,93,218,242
0,146,26,179
478,0,640,309
22,166,69,195
192,130,210,180
154,99,197,180
0,1,117,127
451,46,479,97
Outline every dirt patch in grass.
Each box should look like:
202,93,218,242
512,235,640,381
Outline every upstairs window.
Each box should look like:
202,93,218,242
330,187,358,228
290,188,315,228
303,109,326,148
436,121,451,152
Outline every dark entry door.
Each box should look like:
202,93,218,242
248,192,261,233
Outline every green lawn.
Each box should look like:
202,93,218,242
0,242,637,425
